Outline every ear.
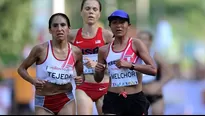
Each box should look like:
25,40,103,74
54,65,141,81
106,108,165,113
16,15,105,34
80,11,83,17
49,29,52,34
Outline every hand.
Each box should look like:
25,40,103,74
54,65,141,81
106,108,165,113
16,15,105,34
95,62,106,72
74,76,84,86
115,59,132,69
33,79,46,90
142,82,162,95
84,57,97,68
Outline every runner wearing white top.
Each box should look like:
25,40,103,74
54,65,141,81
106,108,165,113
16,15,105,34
94,10,157,115
17,13,83,115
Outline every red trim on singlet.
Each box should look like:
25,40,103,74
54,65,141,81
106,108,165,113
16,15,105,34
111,38,131,53
50,40,70,61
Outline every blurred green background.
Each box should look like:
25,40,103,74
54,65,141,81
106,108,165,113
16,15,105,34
0,0,205,66
0,0,205,115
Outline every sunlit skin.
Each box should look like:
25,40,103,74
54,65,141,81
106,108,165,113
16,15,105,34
67,0,114,115
49,16,70,42
110,19,130,38
81,0,101,25
17,14,83,115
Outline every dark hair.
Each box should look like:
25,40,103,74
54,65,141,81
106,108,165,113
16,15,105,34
138,30,153,41
48,13,71,29
80,0,102,12
108,17,130,26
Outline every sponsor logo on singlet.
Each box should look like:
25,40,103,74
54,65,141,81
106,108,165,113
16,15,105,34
46,65,73,80
82,47,99,54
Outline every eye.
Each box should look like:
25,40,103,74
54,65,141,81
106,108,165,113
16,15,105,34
93,7,98,12
111,20,117,24
85,7,90,11
119,20,126,24
52,23,58,27
60,23,66,27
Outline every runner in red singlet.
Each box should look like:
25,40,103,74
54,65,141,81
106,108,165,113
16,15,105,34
18,13,83,115
68,0,113,115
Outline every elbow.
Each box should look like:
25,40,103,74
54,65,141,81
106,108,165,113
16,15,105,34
94,77,102,83
94,74,102,83
17,67,22,75
17,66,26,76
95,80,102,83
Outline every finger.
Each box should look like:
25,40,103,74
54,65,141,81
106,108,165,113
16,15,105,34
84,57,92,62
36,83,44,87
36,88,42,91
36,86,43,89
115,59,120,62
85,62,92,68
40,80,46,84
97,63,106,68
115,64,121,68
95,65,105,70
37,79,45,84
75,79,83,85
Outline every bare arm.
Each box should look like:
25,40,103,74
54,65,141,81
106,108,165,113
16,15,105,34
17,45,42,85
73,46,83,77
154,52,173,86
72,46,84,85
132,39,157,76
102,29,114,44
94,45,108,83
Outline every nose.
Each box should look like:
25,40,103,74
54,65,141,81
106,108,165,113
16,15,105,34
57,25,62,31
88,9,94,14
116,23,122,28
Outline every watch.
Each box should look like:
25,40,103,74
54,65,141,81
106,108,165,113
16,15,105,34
129,63,135,70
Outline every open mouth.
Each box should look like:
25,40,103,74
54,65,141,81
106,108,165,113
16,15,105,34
116,29,122,32
57,33,64,37
88,16,94,19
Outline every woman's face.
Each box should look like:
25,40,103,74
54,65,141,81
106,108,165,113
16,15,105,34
81,0,101,25
49,15,70,41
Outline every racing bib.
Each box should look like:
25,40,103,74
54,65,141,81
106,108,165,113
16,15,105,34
83,54,98,74
46,65,73,84
108,67,139,87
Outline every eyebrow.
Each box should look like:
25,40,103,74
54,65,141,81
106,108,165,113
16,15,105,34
52,23,67,25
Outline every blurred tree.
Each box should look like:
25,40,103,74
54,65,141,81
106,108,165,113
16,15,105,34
0,0,33,66
150,0,205,40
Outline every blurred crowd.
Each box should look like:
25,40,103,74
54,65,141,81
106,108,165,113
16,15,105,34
0,0,205,115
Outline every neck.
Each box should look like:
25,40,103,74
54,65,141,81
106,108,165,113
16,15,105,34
52,39,68,49
114,35,129,45
82,24,98,36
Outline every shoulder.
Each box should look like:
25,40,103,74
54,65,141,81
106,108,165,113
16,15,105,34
68,29,80,43
33,42,48,52
70,44,82,55
99,44,110,53
131,38,143,45
30,42,48,57
102,28,113,44
131,38,147,53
